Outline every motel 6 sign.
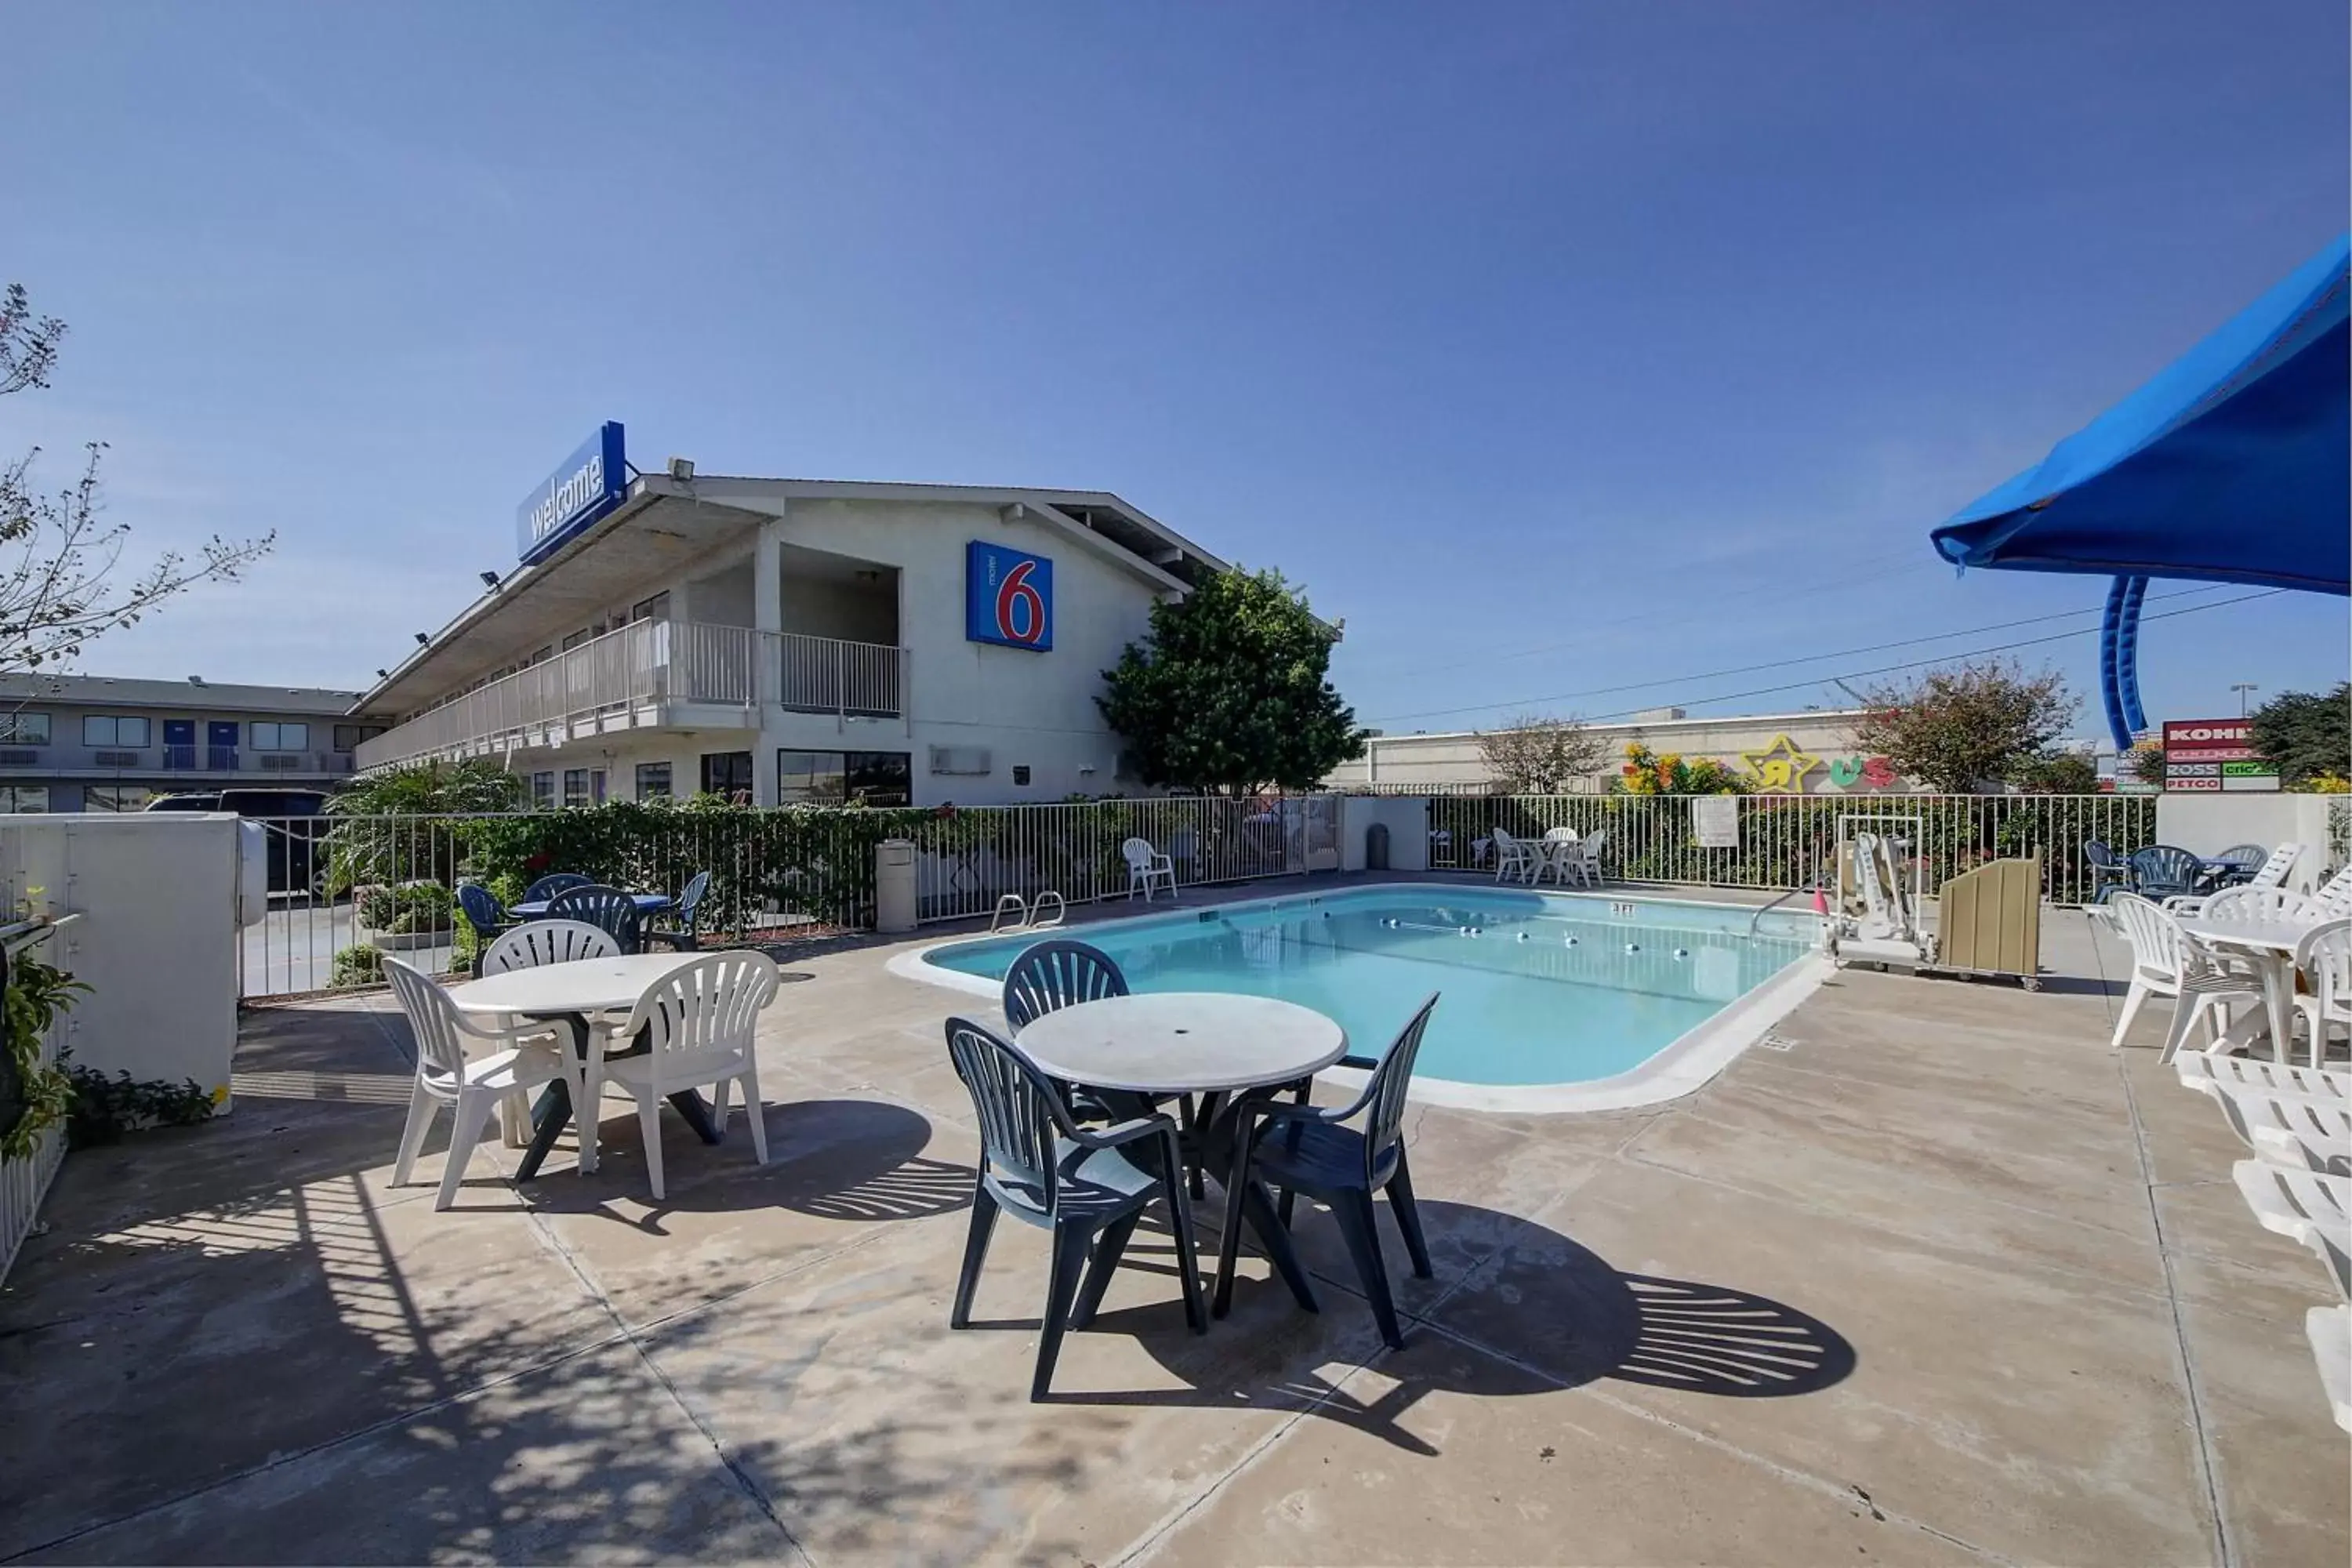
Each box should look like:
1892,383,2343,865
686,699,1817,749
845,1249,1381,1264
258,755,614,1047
965,540,1053,652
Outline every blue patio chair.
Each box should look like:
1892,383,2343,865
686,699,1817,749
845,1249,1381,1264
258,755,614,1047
2129,844,2207,903
2206,844,2269,889
942,1016,1205,1401
1214,993,1440,1351
2082,840,2134,902
523,872,593,905
647,870,712,951
547,884,645,954
456,883,511,977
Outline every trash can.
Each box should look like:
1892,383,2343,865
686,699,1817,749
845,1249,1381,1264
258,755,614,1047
1365,822,1390,872
875,837,918,932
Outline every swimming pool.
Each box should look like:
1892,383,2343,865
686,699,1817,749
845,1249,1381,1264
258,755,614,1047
893,884,1830,1112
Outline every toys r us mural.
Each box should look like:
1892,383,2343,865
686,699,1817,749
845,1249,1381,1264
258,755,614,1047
1621,733,1900,795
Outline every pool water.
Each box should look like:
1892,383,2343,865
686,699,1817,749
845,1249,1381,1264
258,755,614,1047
920,888,1821,1087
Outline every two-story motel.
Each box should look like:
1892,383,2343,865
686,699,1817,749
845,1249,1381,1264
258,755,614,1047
351,425,1236,807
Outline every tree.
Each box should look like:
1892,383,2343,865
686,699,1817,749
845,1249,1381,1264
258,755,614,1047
2249,682,2350,789
2009,750,2100,794
0,282,272,673
1853,659,2078,794
2122,738,2169,788
1098,567,1364,794
1478,713,1606,793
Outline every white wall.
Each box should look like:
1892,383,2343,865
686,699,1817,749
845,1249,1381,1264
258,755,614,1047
1341,794,1431,872
760,499,1169,804
2154,794,2339,889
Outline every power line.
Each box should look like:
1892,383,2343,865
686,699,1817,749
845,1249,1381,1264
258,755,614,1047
1554,590,2283,728
1365,582,2243,724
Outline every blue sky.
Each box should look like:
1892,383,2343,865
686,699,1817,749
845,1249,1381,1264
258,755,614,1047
2,2,2344,739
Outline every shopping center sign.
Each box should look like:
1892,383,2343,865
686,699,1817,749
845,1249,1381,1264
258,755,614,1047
517,423,627,564
2161,718,2278,792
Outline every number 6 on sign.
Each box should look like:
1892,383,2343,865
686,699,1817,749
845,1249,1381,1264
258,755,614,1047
966,540,1054,651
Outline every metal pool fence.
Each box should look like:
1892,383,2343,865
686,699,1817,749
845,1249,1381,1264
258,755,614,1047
1425,792,2160,906
238,795,1345,998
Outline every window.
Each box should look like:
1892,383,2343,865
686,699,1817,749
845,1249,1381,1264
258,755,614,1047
0,786,49,813
82,715,151,748
775,750,912,806
250,721,309,752
83,786,151,812
631,591,671,622
332,724,386,752
531,771,556,809
636,762,673,800
562,768,607,808
700,750,754,802
0,712,50,745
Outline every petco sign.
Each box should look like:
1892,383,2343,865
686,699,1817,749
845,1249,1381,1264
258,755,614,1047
517,423,626,564
965,540,1053,651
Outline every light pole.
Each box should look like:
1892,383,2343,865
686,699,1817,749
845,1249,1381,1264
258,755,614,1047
2230,682,2259,718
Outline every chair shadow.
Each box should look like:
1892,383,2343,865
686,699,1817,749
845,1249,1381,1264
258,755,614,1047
2025,974,2127,999
518,1098,974,1230
1017,1200,1854,1453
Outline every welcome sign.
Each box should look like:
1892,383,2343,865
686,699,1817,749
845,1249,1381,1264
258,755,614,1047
517,423,627,564
965,540,1053,651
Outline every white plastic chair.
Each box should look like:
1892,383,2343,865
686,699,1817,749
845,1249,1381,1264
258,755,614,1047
2107,894,2189,1049
2191,884,2322,925
2193,1081,2351,1174
1570,828,1608,887
2315,865,2352,919
1534,826,1580,887
2158,927,2274,1064
1122,837,1175,902
2294,920,2351,1069
482,918,619,973
2163,842,2307,915
2176,1051,2350,1104
601,951,781,1200
1489,827,1538,884
384,956,586,1210
2310,1305,2352,1433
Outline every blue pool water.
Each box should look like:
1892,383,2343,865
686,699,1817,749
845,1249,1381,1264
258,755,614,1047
922,888,1820,1087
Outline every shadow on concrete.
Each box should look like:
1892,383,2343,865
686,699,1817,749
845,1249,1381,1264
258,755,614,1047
1001,1200,1855,1454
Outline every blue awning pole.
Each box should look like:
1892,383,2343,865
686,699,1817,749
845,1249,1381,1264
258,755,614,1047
2099,575,2150,752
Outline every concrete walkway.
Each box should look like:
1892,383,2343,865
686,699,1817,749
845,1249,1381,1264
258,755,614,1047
1,895,2343,1565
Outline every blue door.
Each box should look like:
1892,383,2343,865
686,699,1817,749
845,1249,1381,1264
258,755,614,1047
162,720,194,770
207,720,239,770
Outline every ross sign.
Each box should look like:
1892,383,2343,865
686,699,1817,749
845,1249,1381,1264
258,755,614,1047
965,540,1053,651
517,423,627,564
1692,795,1739,849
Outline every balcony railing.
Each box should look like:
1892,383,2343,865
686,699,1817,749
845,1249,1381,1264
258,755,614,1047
356,620,906,771
778,631,904,719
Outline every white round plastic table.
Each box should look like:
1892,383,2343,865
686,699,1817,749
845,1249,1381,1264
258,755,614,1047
1012,992,1348,1096
2180,916,2315,1062
445,953,719,1177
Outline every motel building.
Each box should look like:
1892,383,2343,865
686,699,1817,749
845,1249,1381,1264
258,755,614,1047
351,425,1235,808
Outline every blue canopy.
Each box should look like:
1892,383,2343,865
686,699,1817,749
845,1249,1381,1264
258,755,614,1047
1928,233,2350,745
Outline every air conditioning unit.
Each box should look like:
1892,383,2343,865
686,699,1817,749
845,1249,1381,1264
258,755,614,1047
927,745,993,776
257,753,303,771
0,749,36,765
93,750,140,766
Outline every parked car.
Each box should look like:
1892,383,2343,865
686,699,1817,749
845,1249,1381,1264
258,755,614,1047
146,788,333,895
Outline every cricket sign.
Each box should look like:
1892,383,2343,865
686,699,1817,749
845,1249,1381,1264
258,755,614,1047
966,540,1053,651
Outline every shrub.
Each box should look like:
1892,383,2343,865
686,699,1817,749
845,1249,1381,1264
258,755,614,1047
358,881,454,934
332,944,386,986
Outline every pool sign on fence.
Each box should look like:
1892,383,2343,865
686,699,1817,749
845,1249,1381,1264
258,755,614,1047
2161,718,2277,792
517,423,627,564
965,540,1053,651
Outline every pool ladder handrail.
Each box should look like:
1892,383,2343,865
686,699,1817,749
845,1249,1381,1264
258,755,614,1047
988,890,1067,935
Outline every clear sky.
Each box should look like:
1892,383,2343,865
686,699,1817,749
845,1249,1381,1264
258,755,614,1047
2,2,2344,739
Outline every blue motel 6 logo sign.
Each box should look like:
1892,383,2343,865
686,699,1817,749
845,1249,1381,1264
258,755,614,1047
965,540,1052,651
516,423,626,564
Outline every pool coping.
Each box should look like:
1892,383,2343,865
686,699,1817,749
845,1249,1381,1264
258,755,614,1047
884,881,1832,1115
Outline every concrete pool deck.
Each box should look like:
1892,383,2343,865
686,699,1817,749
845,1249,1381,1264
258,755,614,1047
2,880,2345,1565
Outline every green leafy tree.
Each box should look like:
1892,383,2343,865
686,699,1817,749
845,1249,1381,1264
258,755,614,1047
1097,568,1365,795
2249,682,2350,789
325,759,527,891
1853,659,2078,794
2122,738,2169,787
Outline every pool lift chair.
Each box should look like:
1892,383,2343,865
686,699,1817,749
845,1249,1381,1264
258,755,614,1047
1828,812,2045,989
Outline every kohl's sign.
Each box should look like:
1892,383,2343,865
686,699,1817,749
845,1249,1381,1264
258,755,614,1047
516,423,627,564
